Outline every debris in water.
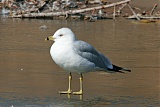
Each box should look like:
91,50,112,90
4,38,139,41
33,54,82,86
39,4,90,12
39,25,48,30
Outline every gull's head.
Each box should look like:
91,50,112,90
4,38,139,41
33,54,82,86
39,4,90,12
45,27,76,43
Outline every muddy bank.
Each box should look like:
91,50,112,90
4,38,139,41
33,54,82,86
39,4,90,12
0,0,160,21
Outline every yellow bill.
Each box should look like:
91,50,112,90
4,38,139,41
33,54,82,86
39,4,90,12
45,36,54,41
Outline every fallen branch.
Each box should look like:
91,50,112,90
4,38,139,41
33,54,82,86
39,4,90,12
117,3,127,15
127,3,140,20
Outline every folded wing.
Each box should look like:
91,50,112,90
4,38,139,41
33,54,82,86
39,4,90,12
73,40,113,71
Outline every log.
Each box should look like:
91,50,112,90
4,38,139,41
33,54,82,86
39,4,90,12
10,0,131,18
127,15,160,20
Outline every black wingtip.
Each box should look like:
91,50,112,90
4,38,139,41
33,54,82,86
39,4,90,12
127,69,131,72
112,64,131,73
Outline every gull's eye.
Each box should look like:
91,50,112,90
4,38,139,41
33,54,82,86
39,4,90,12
59,34,63,37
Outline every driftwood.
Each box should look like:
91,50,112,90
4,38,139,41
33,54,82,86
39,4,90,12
127,3,160,22
127,15,160,20
10,0,131,18
127,3,140,20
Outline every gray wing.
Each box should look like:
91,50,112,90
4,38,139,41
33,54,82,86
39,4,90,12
73,40,113,70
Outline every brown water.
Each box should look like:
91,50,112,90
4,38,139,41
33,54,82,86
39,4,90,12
0,17,160,106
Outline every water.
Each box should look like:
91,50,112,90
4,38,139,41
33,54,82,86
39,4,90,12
0,17,160,106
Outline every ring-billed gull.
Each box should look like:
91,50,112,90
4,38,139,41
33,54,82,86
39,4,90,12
45,27,131,95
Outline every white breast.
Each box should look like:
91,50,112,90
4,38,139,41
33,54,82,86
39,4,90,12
50,42,95,73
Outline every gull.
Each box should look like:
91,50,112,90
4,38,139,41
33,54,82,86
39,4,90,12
45,27,131,95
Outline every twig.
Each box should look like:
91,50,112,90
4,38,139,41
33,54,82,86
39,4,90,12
150,4,157,15
113,5,116,20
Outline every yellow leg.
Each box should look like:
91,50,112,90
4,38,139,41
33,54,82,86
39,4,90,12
73,73,83,95
59,72,72,94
